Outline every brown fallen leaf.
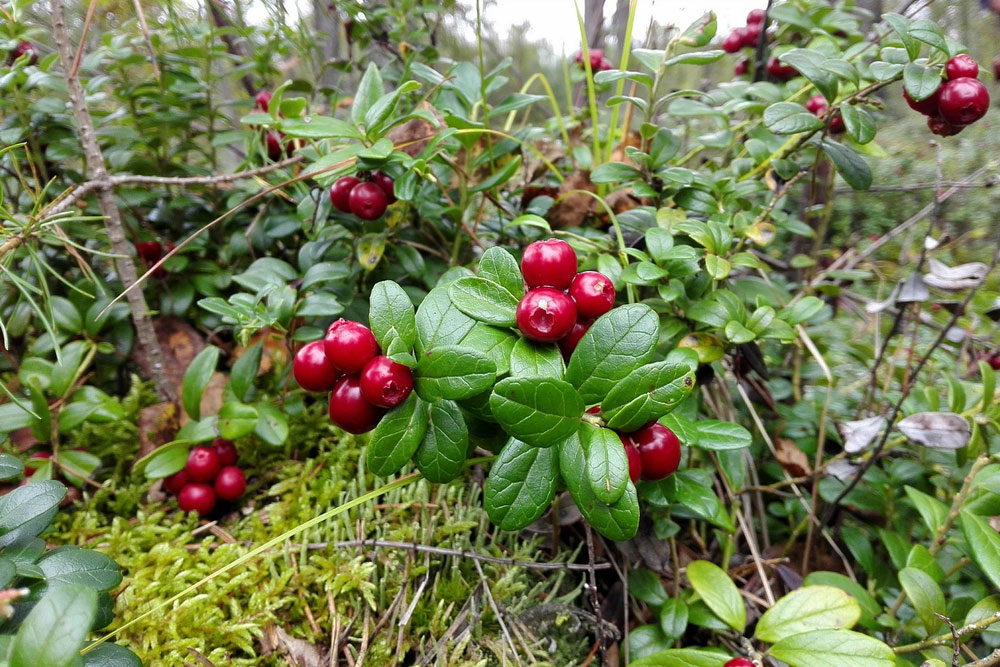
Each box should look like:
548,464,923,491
261,622,327,667
775,438,810,477
137,402,181,461
386,101,443,157
548,170,595,228
132,316,207,392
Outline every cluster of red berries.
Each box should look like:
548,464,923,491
588,406,683,484
329,172,396,221
805,94,844,134
904,54,990,137
7,40,36,66
514,239,615,360
254,90,300,160
573,48,612,73
724,10,797,81
293,319,413,434
135,239,174,277
163,439,247,515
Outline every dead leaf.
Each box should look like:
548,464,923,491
386,101,443,157
137,402,180,460
261,622,326,667
924,258,989,291
897,272,929,303
836,416,886,454
896,412,971,450
609,131,642,166
826,459,860,482
547,170,595,228
776,438,810,477
8,427,39,452
132,316,207,392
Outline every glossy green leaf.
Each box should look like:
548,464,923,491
217,402,258,440
0,453,25,481
905,486,948,534
367,394,428,477
898,567,944,634
484,438,559,530
415,345,496,401
477,247,524,299
82,643,143,667
352,63,384,128
802,572,881,629
459,325,517,376
489,376,584,448
254,402,289,447
659,598,690,641
755,586,861,642
230,340,262,401
447,276,519,327
658,471,734,531
768,629,894,667
140,442,188,480
414,286,477,356
38,545,122,592
565,304,659,403
580,423,629,505
414,400,469,483
181,345,220,420
10,584,97,667
960,510,1000,591
601,361,695,432
630,649,728,667
763,102,824,135
840,104,876,145
693,420,752,451
0,480,65,549
369,280,417,351
686,560,745,632
821,139,872,191
558,433,639,541
590,161,643,184
509,338,564,378
629,569,669,608
279,116,361,139
469,155,522,193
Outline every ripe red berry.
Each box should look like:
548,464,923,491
329,176,361,212
621,435,642,484
135,241,163,263
214,466,247,501
324,319,380,373
24,451,52,476
805,94,827,115
521,239,577,289
186,446,221,483
360,355,414,408
937,77,990,126
163,470,189,494
371,171,396,204
994,55,1000,81
586,405,602,415
212,438,238,466
559,319,592,360
178,483,216,515
569,271,616,318
734,58,749,76
587,48,604,70
516,288,578,343
945,54,979,81
294,340,341,392
265,131,283,160
632,423,682,481
829,114,845,134
254,90,272,112
903,88,940,116
767,56,797,80
328,375,385,434
598,57,613,72
722,31,743,53
11,41,37,65
348,182,388,220
746,9,766,24
741,23,762,48
989,355,1000,370
723,659,755,667
926,116,963,137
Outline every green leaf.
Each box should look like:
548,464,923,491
755,586,861,642
724,320,755,344
278,116,361,139
352,63,384,128
459,325,517,376
364,80,421,136
630,648,729,667
181,345,220,420
627,625,675,662
686,560,746,632
484,438,559,531
254,403,289,447
10,584,97,667
230,340,262,402
580,423,630,505
664,50,725,66
882,13,920,60
905,486,948,534
140,442,188,480
414,400,469,483
903,63,941,102
469,155,522,193
558,433,639,541
768,630,894,667
778,49,838,101
415,345,496,401
840,105,876,145
590,161,643,184
217,402,258,440
369,280,417,351
565,304,659,403
909,20,949,54
509,338,564,378
763,102,825,135
629,569,669,608
704,254,731,280
821,139,872,191
802,572,881,629
0,480,65,548
447,277,519,327
898,567,944,634
693,420,752,451
82,643,143,667
477,247,524,299
38,545,122,592
780,296,824,325
414,286,477,356
658,471,734,530
659,598,690,641
601,361,695,432
367,394,428,476
960,511,1000,591
0,453,25,481
489,376,584,448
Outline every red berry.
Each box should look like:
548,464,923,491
829,114,845,134
11,41,36,65
348,182,388,220
328,375,385,434
598,57,613,72
741,23,762,48
266,131,283,160
559,319,592,360
722,31,743,54
733,58,749,76
588,48,604,70
937,77,990,126
994,55,1000,81
903,88,940,116
324,319,380,373
521,239,578,289
212,438,238,466
214,466,247,501
724,659,755,667
945,54,979,81
186,446,221,483
621,435,642,484
989,355,1000,370
178,483,216,515
767,56,797,80
632,423,682,481
330,176,360,212
586,405,602,415
805,94,827,115
569,271,615,318
926,116,963,137
135,241,163,263
360,355,414,408
371,171,396,204
24,451,52,476
516,288,578,343
746,9,766,24
294,340,341,392
254,90,272,112
163,470,189,494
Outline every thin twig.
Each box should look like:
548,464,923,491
474,559,521,665
894,611,1000,654
833,177,997,193
583,523,606,664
